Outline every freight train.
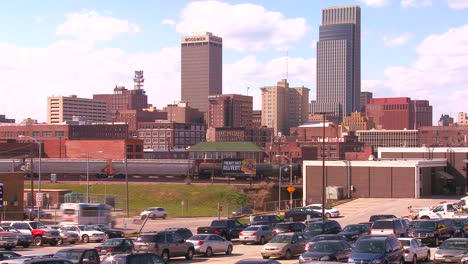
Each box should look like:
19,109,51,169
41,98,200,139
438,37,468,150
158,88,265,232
0,158,301,181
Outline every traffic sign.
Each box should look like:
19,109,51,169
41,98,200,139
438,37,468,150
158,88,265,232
35,192,43,202
287,185,295,193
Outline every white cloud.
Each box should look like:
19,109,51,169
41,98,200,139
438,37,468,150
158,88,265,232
372,24,468,123
175,0,308,51
447,0,468,9
401,0,432,8
383,32,413,47
360,0,389,7
56,10,140,42
35,17,44,23
162,19,175,25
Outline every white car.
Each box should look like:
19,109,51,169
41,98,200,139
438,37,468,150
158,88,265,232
140,207,167,219
61,225,106,243
306,204,340,218
398,238,431,263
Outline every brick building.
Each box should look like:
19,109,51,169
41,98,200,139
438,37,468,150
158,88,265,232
114,109,167,134
459,112,468,125
207,94,253,128
356,129,419,148
342,111,375,131
47,95,109,124
366,97,432,130
252,110,262,129
162,102,204,124
418,126,468,147
93,85,149,114
206,127,273,147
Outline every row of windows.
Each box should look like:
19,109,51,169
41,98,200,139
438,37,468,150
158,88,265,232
0,131,65,138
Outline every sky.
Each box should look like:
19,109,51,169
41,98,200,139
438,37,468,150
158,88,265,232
0,0,467,124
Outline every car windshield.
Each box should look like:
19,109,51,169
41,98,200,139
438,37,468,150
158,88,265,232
370,215,394,222
305,223,323,232
354,240,386,253
82,226,98,231
269,234,292,243
410,221,436,229
54,251,85,264
311,235,340,242
309,242,339,252
137,234,163,243
243,226,259,231
102,239,123,246
399,240,411,246
372,221,393,229
440,240,468,250
29,222,47,229
275,224,293,231
343,225,361,232
101,255,127,264
188,235,208,241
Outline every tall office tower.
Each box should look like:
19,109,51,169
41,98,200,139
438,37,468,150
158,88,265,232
314,5,361,121
207,94,253,128
47,95,109,124
360,91,373,113
181,32,222,113
261,79,310,136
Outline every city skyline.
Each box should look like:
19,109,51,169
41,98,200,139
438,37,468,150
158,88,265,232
0,0,467,123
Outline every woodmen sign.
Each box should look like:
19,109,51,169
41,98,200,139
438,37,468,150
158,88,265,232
222,159,256,175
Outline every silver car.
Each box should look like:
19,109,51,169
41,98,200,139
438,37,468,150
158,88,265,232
434,238,468,263
186,234,233,257
239,225,273,245
260,232,309,260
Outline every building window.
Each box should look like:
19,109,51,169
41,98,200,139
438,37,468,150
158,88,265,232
160,131,165,137
43,131,52,137
152,138,158,143
55,131,64,137
32,131,39,137
152,132,158,136
139,132,145,137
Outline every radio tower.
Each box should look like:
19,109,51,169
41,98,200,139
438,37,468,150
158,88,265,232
133,70,144,90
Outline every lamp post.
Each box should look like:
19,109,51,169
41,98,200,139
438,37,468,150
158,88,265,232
18,135,41,221
320,112,328,222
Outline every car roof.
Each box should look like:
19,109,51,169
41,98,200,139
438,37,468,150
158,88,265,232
398,238,416,241
56,248,96,253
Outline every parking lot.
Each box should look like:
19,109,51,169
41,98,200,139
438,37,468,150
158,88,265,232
9,197,461,263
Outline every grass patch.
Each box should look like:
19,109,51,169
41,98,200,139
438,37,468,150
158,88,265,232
26,183,250,218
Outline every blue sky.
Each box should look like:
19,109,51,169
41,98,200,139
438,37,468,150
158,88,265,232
0,0,467,124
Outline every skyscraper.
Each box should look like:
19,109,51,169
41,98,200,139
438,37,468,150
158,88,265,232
181,32,222,113
313,5,361,121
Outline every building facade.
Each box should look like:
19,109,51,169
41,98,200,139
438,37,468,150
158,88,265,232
438,114,455,126
366,97,432,130
207,94,253,128
47,95,109,124
418,126,468,147
261,79,310,136
162,102,204,124
0,115,14,124
360,91,373,113
312,5,361,121
356,129,419,148
93,85,149,114
181,32,222,113
205,127,273,147
459,112,468,125
342,111,375,131
252,110,262,128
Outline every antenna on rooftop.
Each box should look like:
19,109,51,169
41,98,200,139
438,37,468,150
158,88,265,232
133,70,144,90
285,50,289,80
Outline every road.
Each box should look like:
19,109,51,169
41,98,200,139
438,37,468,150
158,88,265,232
13,197,459,263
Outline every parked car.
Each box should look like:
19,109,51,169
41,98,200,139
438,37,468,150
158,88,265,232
306,204,340,218
133,231,195,262
49,226,79,245
61,225,106,243
0,229,18,250
370,218,407,237
0,251,21,260
369,214,397,222
101,253,164,264
450,219,468,237
299,240,353,263
338,224,371,242
260,232,310,260
348,235,404,264
22,209,52,220
197,219,246,241
284,207,323,222
5,221,60,246
234,260,281,264
232,207,253,217
0,253,55,264
86,225,125,239
163,227,193,240
0,226,32,248
304,234,347,251
239,225,273,245
272,222,306,235
250,215,283,227
53,248,100,264
408,219,456,246
186,234,233,257
397,237,431,263
434,238,468,263
139,208,167,220
22,258,73,264
304,220,342,237
95,238,134,255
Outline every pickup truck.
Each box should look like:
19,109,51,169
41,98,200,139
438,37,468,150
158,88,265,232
61,225,106,243
197,219,246,241
0,230,18,250
6,221,60,246
417,203,468,219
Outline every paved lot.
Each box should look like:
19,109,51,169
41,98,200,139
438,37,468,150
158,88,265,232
13,197,461,263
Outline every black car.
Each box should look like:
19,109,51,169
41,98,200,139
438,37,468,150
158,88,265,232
304,220,342,237
348,235,404,264
450,219,468,237
284,207,323,222
369,214,397,222
299,240,353,263
250,215,283,227
0,225,32,248
101,253,165,264
339,224,370,242
163,227,193,240
272,222,306,235
0,251,21,261
304,234,347,251
408,219,456,246
95,238,135,255
87,224,125,239
54,248,100,264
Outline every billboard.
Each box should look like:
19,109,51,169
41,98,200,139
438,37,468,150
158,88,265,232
222,159,256,175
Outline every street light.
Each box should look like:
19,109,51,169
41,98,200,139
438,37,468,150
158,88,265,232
18,135,41,221
319,112,332,222
85,151,103,203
